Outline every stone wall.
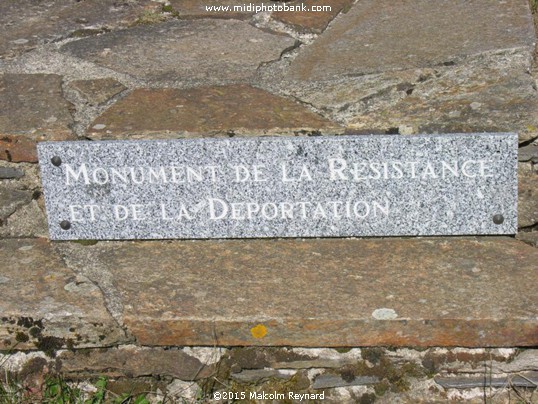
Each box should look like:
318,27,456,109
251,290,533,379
1,346,537,402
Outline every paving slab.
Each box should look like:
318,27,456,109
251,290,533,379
87,85,340,138
271,0,354,33
345,57,538,142
0,0,161,59
0,239,128,352
68,78,127,106
287,0,535,80
0,74,75,163
60,19,296,84
61,238,538,347
267,53,538,142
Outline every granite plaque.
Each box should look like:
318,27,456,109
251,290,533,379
38,133,518,240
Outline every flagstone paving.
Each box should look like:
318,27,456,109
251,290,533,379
0,0,536,354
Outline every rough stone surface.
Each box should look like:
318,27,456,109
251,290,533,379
0,0,161,59
59,237,538,347
0,74,75,163
516,230,538,247
0,200,49,238
168,0,268,19
60,20,296,84
435,372,538,389
68,78,127,106
87,86,339,138
0,167,25,179
519,143,538,163
519,174,538,228
344,57,538,143
58,345,213,380
313,374,379,389
0,238,127,351
0,187,33,222
272,0,354,33
231,369,295,383
38,133,517,240
287,0,535,80
265,52,538,143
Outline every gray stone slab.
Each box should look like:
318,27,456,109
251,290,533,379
0,0,160,59
435,372,538,389
313,374,379,389
287,0,536,80
60,19,296,84
38,133,517,240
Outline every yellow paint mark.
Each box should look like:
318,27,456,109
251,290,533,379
250,324,267,339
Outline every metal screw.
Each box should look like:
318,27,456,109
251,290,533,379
51,156,62,166
493,214,504,225
60,220,71,230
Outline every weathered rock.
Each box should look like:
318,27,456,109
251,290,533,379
0,239,127,351
68,78,127,106
168,0,268,19
58,345,213,380
287,0,535,80
313,374,379,389
0,187,33,222
272,0,354,33
87,85,340,138
519,174,538,228
0,0,161,59
0,200,48,238
58,238,538,347
61,19,296,84
516,231,538,247
231,369,295,383
519,143,538,163
0,167,25,179
435,372,538,389
0,74,75,163
268,51,538,142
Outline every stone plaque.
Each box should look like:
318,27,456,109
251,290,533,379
38,133,517,240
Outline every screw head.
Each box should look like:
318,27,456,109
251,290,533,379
493,214,504,225
51,156,62,166
60,220,71,230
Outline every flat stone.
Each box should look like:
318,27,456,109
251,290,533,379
272,0,354,33
60,20,296,84
0,74,75,163
63,237,538,347
313,374,379,389
58,345,213,380
345,59,538,143
0,167,25,179
516,231,538,247
0,239,127,351
0,200,48,238
68,78,127,106
435,372,538,389
519,174,538,228
0,0,161,59
287,0,535,80
87,85,339,138
518,144,538,163
0,187,32,222
272,52,538,142
168,0,268,19
231,369,295,383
